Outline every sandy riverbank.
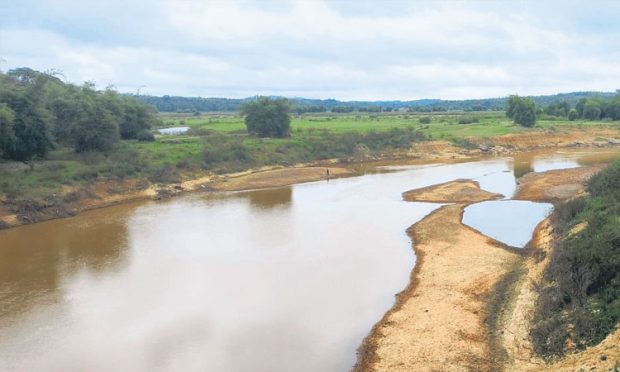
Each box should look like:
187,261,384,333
355,166,619,371
514,165,605,202
0,165,354,229
355,180,521,372
402,179,503,203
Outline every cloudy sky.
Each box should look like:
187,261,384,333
1,0,619,100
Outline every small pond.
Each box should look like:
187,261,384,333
462,200,554,248
157,126,189,135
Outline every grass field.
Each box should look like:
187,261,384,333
158,111,611,139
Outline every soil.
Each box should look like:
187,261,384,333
355,203,520,372
208,166,353,191
514,165,605,203
403,179,503,203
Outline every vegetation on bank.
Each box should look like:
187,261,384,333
0,68,159,162
531,160,620,359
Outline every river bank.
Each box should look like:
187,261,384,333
1,127,619,230
355,165,619,371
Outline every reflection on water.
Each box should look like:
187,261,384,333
512,152,535,178
462,200,553,248
0,148,619,371
0,206,131,321
236,186,293,209
575,150,620,167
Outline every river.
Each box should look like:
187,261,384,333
0,149,618,371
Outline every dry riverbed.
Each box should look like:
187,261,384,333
356,180,520,371
356,166,620,371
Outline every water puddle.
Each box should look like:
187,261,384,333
462,200,553,248
157,126,189,135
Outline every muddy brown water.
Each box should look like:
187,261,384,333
1,149,619,371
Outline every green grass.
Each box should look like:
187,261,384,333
130,136,203,167
160,111,618,140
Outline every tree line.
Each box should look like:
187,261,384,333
136,92,618,114
0,68,160,162
506,94,620,127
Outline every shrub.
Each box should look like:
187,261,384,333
136,129,155,142
203,136,255,172
458,116,479,125
530,160,620,358
419,116,431,124
568,109,578,121
240,97,291,138
507,95,537,127
149,164,180,183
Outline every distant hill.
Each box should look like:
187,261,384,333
133,91,618,113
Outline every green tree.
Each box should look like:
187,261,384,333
582,101,602,120
0,103,15,158
240,97,291,138
71,91,119,153
568,109,578,121
543,100,571,117
119,98,159,139
1,75,55,161
603,95,620,120
506,95,537,127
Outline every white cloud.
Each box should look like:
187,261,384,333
1,0,619,100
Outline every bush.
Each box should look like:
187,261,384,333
419,116,431,124
203,136,255,172
136,129,155,142
149,164,180,183
458,116,479,124
530,160,620,358
568,109,578,121
240,97,291,138
507,95,537,127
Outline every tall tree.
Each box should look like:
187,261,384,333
240,97,291,138
506,95,537,127
0,103,15,158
